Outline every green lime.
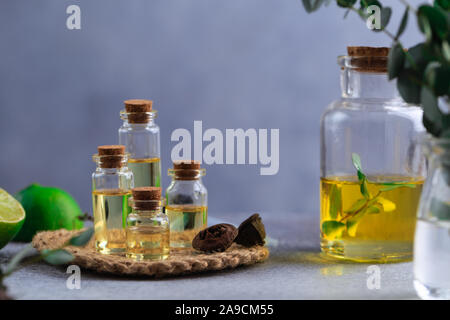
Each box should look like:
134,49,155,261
14,184,83,242
0,188,26,249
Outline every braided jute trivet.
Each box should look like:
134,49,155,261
32,229,269,278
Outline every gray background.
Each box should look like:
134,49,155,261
0,0,423,216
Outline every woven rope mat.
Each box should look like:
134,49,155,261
32,229,269,278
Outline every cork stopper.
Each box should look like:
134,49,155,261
124,99,153,123
172,160,202,180
97,145,125,168
131,187,162,210
347,46,389,73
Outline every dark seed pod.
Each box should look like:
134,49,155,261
192,223,238,252
235,213,266,247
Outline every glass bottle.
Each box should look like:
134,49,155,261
320,46,426,262
414,136,450,299
92,145,133,254
165,160,207,249
118,99,161,188
126,187,170,261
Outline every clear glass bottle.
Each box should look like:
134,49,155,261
320,47,426,262
92,145,133,254
165,161,207,249
118,99,161,188
414,136,450,299
126,187,170,260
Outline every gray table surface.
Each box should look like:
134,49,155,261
0,213,419,300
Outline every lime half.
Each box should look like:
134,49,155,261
0,188,25,249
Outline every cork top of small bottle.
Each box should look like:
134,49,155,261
96,145,126,168
131,187,162,210
346,46,389,73
124,99,153,123
171,160,203,180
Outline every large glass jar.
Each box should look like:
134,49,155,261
165,160,207,249
118,99,161,188
414,137,450,299
320,47,426,262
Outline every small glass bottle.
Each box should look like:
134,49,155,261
320,46,426,262
118,99,161,188
126,187,170,260
165,160,207,249
92,145,133,254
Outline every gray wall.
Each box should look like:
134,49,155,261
0,0,422,216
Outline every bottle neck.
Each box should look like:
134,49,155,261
340,69,400,100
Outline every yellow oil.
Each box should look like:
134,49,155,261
126,225,170,260
166,205,208,249
320,176,424,262
128,157,161,187
92,189,131,254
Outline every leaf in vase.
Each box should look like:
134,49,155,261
429,198,450,220
376,197,396,212
379,183,417,192
321,221,346,240
329,184,342,219
345,198,367,214
366,205,381,214
346,209,369,237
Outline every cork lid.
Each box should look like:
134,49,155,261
131,187,162,210
123,99,153,123
171,160,203,180
96,145,126,168
347,46,389,73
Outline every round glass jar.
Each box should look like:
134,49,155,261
320,47,426,262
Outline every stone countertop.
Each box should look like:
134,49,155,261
0,213,418,300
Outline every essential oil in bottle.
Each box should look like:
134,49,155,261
92,145,133,254
320,175,424,262
126,187,170,261
165,161,208,249
118,99,161,187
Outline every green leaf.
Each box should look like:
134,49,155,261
380,7,392,30
435,0,450,11
351,153,363,173
4,244,35,274
366,206,381,214
321,221,346,240
397,69,422,104
442,41,450,62
360,177,371,199
302,0,326,13
42,249,74,265
429,198,450,220
424,62,450,96
388,43,405,80
418,5,448,40
329,185,342,220
380,183,417,192
69,227,94,247
421,86,444,127
346,210,368,237
395,7,409,40
345,198,367,214
337,0,357,8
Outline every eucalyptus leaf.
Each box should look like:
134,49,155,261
388,43,405,80
422,86,444,127
380,183,416,192
424,62,450,96
321,221,346,240
346,209,368,237
4,244,35,274
42,249,74,265
396,7,409,40
345,198,367,214
397,69,422,104
329,185,342,220
429,198,450,220
337,0,357,8
376,197,396,212
69,227,94,247
366,206,381,214
418,5,448,40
